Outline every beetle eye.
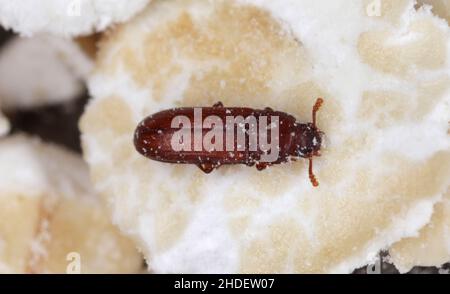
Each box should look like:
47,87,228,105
297,144,313,157
317,131,326,149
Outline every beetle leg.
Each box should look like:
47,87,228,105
256,162,271,171
197,163,215,173
213,101,224,108
197,162,223,173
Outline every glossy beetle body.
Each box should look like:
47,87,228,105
134,99,324,186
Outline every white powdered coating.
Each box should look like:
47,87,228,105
0,35,92,110
0,135,92,198
81,0,450,273
148,178,241,274
0,0,151,37
0,136,49,197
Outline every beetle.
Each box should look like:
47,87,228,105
134,98,324,187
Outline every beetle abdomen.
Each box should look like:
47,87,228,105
134,106,296,167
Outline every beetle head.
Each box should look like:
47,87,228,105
295,123,323,158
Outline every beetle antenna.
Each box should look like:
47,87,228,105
312,98,324,128
308,157,319,187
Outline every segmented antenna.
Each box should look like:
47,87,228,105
312,97,324,128
309,97,323,187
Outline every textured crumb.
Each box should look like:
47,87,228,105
80,0,450,273
0,0,151,37
0,135,142,273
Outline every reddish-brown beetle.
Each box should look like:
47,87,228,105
134,98,324,186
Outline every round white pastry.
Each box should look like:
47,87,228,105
80,0,450,273
0,135,142,273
